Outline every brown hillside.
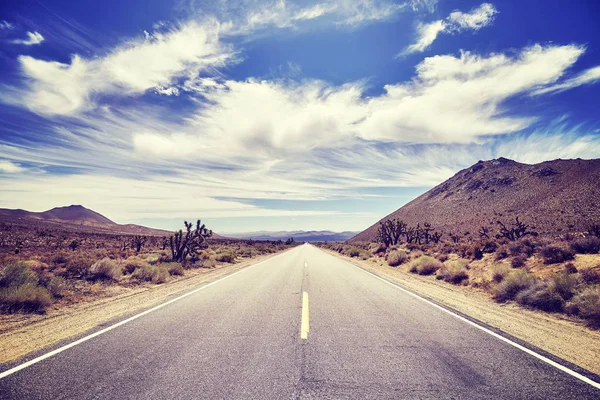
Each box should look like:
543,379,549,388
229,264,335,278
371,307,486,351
0,205,172,236
351,158,600,242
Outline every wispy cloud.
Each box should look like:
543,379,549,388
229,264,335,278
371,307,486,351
0,20,14,30
11,31,45,45
3,21,235,115
403,2,498,54
531,65,600,95
0,161,24,173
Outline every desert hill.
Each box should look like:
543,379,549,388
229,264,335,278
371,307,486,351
0,205,173,236
350,158,600,242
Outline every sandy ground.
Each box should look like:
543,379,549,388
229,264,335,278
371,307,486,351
324,250,600,377
0,251,285,365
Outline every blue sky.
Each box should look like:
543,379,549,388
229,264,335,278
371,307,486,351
0,0,599,233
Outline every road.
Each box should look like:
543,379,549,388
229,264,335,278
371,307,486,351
1,244,599,399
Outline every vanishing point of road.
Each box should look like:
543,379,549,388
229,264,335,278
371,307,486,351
1,244,599,399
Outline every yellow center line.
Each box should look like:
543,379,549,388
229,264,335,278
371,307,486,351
300,291,309,340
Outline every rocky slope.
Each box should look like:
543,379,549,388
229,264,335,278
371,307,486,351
351,158,600,242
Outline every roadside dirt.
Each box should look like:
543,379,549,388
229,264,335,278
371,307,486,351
325,250,600,377
0,251,284,365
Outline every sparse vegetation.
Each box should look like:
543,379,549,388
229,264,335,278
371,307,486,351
569,237,600,254
387,250,408,267
436,260,469,284
408,256,442,275
540,246,575,264
493,270,537,302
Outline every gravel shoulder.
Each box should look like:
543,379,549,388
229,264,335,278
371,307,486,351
0,251,285,365
324,250,600,377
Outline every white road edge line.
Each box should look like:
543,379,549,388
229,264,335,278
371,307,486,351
347,260,600,390
0,249,292,380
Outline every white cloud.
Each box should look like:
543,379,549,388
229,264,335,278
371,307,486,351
404,20,445,53
5,21,235,115
0,161,24,173
531,65,600,95
447,2,498,31
154,44,585,155
403,2,498,54
11,31,45,45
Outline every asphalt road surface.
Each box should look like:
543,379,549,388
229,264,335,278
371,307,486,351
1,244,599,399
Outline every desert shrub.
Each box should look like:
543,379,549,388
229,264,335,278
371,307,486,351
565,287,600,327
549,273,578,301
481,240,498,254
132,264,160,282
370,242,387,254
466,245,483,260
511,256,527,268
564,262,578,274
493,270,537,302
569,237,600,254
52,253,69,265
0,262,39,288
154,267,169,284
387,250,408,267
515,282,564,312
201,257,217,269
509,239,535,258
88,258,122,281
540,246,575,264
144,254,161,265
579,268,600,284
162,262,184,276
216,252,236,263
494,245,509,261
47,276,66,297
123,256,149,274
348,247,361,257
0,283,53,313
491,264,510,283
435,253,449,263
409,256,442,275
436,260,469,284
63,254,94,278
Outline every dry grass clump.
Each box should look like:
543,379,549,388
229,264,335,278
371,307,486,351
490,264,510,283
216,250,236,263
436,260,469,284
162,262,184,276
493,270,537,302
515,282,565,312
565,287,600,328
123,256,149,274
511,255,527,268
408,255,442,275
579,268,600,284
88,258,122,281
569,237,600,254
540,246,575,264
0,263,53,313
387,250,408,267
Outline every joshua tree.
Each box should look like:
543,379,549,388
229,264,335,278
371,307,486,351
169,220,212,263
496,216,537,241
132,235,146,253
449,233,461,243
69,239,79,251
588,223,600,238
377,219,408,247
478,226,490,240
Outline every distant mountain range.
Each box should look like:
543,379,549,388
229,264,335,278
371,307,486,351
226,230,358,242
0,205,174,236
351,157,600,243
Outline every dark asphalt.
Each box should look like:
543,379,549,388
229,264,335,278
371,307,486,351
1,244,599,399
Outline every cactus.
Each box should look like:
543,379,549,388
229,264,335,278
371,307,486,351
131,235,146,253
169,220,212,263
496,217,537,241
69,239,79,251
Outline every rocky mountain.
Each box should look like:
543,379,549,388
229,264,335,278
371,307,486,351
0,205,172,236
226,230,358,242
350,158,600,242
